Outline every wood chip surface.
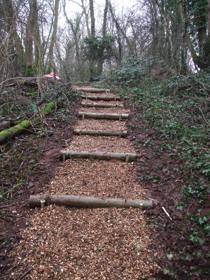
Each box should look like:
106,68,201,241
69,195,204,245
11,207,161,280
10,87,163,279
48,159,145,197
66,136,134,153
75,119,126,131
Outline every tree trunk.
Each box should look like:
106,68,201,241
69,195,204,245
102,0,108,37
89,0,96,37
48,0,60,70
25,8,33,73
108,1,133,56
32,0,43,73
81,0,91,36
208,0,210,38
2,0,25,77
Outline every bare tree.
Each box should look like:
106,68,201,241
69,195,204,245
48,0,60,71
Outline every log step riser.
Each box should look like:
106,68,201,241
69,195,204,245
29,194,155,209
81,104,124,108
76,88,111,93
74,129,128,137
61,151,137,162
78,112,129,120
81,95,121,101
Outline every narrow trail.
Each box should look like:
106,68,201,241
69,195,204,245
11,87,161,279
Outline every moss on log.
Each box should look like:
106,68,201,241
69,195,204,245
0,101,56,144
41,101,56,115
0,120,31,143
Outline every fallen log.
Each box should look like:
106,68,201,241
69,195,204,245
74,129,128,137
78,112,129,120
0,101,56,144
0,76,63,88
61,150,137,162
0,120,31,143
0,120,12,130
81,95,121,101
29,194,155,208
81,103,124,108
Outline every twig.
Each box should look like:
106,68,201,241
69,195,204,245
0,203,15,209
15,268,33,280
198,107,210,127
161,206,173,221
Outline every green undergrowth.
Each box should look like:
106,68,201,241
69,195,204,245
116,72,210,278
0,102,56,143
0,86,80,202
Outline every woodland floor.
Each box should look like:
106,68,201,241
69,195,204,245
0,85,208,279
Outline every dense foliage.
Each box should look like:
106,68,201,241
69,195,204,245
109,59,210,278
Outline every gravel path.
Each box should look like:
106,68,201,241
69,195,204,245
11,87,162,279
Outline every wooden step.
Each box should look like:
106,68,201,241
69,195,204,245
29,194,155,209
81,95,121,101
76,88,110,93
78,112,129,120
61,150,137,162
81,103,124,108
74,129,128,137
